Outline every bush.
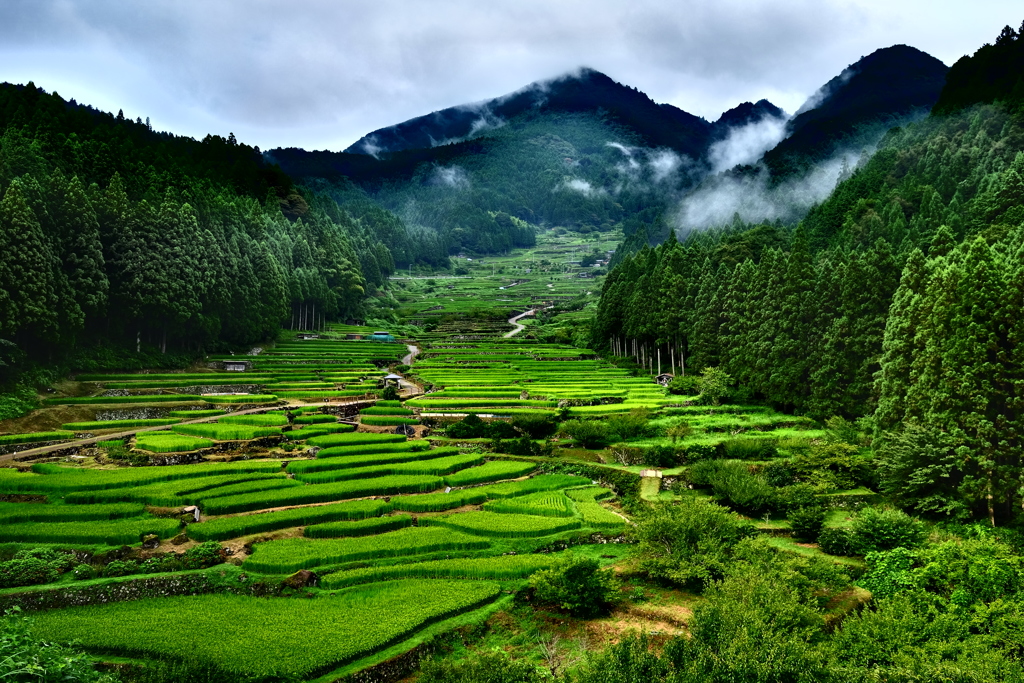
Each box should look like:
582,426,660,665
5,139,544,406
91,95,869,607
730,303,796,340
0,557,59,588
773,483,819,513
72,564,94,580
789,507,826,542
446,414,490,439
641,445,681,468
631,500,755,589
381,385,400,401
818,527,857,556
762,462,796,487
685,443,719,462
181,541,224,570
721,439,777,460
0,610,119,683
558,419,609,449
667,374,701,396
103,560,138,577
529,555,620,618
606,408,653,441
695,367,732,406
850,507,925,553
419,651,543,683
512,415,557,439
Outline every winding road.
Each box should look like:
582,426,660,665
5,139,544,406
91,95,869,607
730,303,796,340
504,309,536,338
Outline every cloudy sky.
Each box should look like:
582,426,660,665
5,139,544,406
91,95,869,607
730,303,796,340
0,0,1018,151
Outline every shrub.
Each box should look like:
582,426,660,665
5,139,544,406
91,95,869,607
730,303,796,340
631,500,755,589
721,439,778,460
773,483,819,513
667,374,702,396
818,527,857,556
72,564,94,580
529,555,620,618
181,541,225,570
557,419,609,449
695,367,732,406
0,557,59,588
419,651,543,683
103,560,138,577
685,443,719,462
606,408,653,441
446,414,489,439
512,415,557,439
762,462,796,487
381,385,400,401
789,507,826,542
850,507,925,553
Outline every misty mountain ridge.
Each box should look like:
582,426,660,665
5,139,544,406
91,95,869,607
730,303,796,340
345,67,784,162
271,43,949,259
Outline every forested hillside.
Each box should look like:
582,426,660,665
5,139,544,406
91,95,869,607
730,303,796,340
0,83,401,382
595,23,1024,522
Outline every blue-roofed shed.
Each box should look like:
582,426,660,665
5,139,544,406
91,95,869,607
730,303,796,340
369,331,397,343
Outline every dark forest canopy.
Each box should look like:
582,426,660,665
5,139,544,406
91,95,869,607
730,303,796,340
0,82,403,377
595,91,1024,522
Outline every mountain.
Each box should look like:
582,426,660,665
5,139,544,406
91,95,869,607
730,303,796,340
712,99,786,136
271,69,788,256
345,68,715,160
934,21,1024,114
760,45,948,179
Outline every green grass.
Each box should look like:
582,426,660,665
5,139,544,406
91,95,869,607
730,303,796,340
0,461,283,496
309,441,432,459
309,433,407,449
420,511,582,538
172,423,281,440
288,447,460,474
293,414,339,425
320,554,558,589
201,475,444,515
0,502,146,523
0,431,74,446
44,394,203,405
218,413,290,426
360,416,419,426
64,473,295,507
442,460,536,487
29,581,502,680
134,433,214,453
304,515,413,538
293,453,483,484
62,419,181,430
244,526,491,573
482,491,576,517
168,410,226,418
203,394,279,404
565,487,627,530
0,517,180,544
187,500,393,541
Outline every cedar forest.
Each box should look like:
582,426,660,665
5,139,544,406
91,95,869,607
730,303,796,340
1,18,1024,683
